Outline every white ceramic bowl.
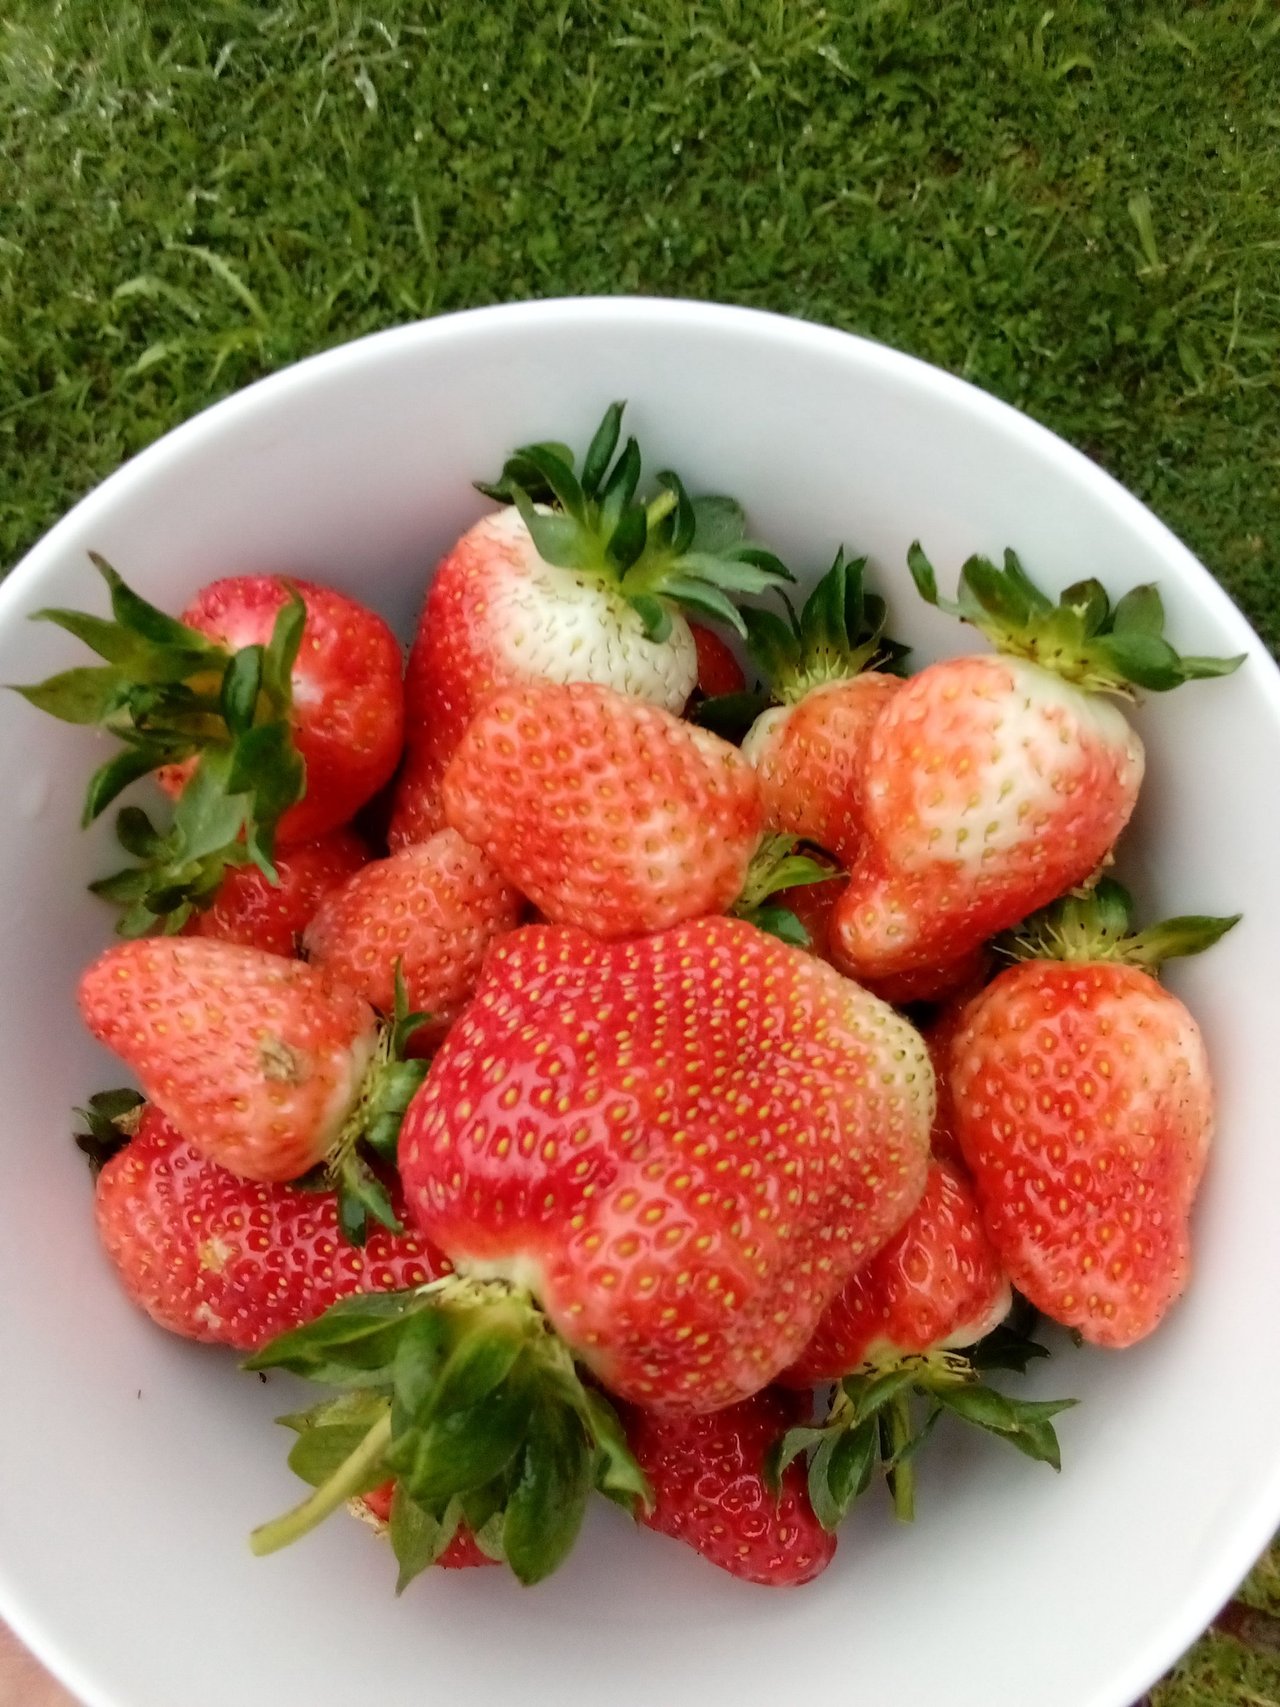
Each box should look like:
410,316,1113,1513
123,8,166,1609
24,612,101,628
1,300,1276,1707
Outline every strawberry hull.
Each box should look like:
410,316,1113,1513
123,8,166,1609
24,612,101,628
398,916,934,1412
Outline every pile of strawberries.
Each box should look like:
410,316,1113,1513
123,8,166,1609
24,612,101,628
25,404,1242,1590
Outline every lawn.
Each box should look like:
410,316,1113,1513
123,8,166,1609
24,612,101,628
1,2,1278,1701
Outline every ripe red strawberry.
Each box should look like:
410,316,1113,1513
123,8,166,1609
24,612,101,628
830,547,1242,986
947,880,1235,1348
158,575,405,846
248,916,932,1584
356,1482,497,1570
737,552,906,865
182,828,369,957
389,404,789,846
94,1106,449,1349
620,1388,835,1586
783,1160,1011,1384
79,939,378,1183
688,622,746,699
442,680,765,940
303,830,522,1037
776,1156,1075,1529
16,560,405,933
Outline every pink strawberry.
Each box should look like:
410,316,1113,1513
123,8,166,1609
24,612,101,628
389,405,789,846
303,829,523,1037
947,880,1235,1348
182,828,369,957
78,939,378,1183
830,547,1242,985
620,1388,835,1586
16,560,404,933
688,622,747,699
158,575,405,846
94,1106,449,1349
248,916,932,1583
738,551,906,864
441,680,764,940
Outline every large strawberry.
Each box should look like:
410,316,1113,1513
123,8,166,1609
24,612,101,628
389,403,789,846
734,550,906,865
78,938,429,1241
775,1160,1075,1528
830,548,1243,985
947,879,1236,1348
620,1388,835,1586
246,916,932,1584
16,561,404,932
303,829,522,1036
182,828,369,957
442,680,764,939
93,1105,449,1349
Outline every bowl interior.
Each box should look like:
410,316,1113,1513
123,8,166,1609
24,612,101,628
0,299,1276,1707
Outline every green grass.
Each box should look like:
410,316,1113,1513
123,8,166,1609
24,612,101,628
1,1,1278,1697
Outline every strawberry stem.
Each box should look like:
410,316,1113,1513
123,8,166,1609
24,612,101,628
883,1392,916,1522
251,1408,393,1556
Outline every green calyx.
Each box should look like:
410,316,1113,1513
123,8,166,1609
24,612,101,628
13,555,306,934
739,547,909,705
999,877,1240,973
300,968,432,1248
73,1086,146,1178
732,833,839,948
475,401,793,642
245,1276,652,1589
908,541,1246,696
769,1317,1074,1530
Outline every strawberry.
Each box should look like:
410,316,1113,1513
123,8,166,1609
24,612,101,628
182,828,370,957
783,1159,1011,1385
947,879,1236,1348
688,622,746,699
776,1159,1077,1529
247,916,932,1584
736,551,906,865
389,403,789,846
441,680,765,940
79,938,379,1184
830,547,1243,986
355,1481,497,1571
16,561,404,932
157,575,405,845
772,868,846,961
620,1388,835,1586
94,1106,449,1350
303,830,523,1037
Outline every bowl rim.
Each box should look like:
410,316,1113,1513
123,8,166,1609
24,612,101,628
2,295,1277,1707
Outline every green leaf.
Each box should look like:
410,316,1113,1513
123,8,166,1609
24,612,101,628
579,1387,652,1514
967,1322,1051,1374
336,1154,403,1247
907,541,943,606
823,1417,881,1523
502,1402,593,1586
73,1086,145,1176
92,554,213,650
656,577,748,638
1109,583,1165,635
388,1484,450,1594
1092,629,1187,691
11,665,128,724
388,1379,532,1506
689,689,773,742
741,905,810,946
514,444,587,522
220,645,263,734
426,1314,527,1419
512,489,597,572
629,594,671,644
83,743,182,824
579,401,625,498
243,1289,424,1383
606,501,647,572
1060,578,1111,637
655,470,697,555
933,1385,1076,1468
596,436,642,533
689,494,747,554
287,1420,393,1494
